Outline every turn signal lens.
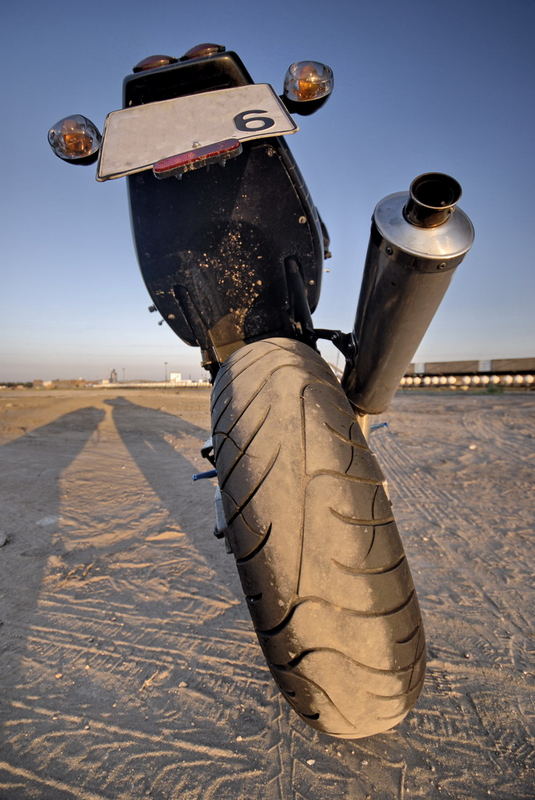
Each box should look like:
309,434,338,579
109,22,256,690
48,115,101,161
133,54,178,73
283,61,334,102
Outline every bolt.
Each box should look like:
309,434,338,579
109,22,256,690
298,216,307,224
437,262,447,270
386,246,393,256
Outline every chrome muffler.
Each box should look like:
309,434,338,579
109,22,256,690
342,172,475,414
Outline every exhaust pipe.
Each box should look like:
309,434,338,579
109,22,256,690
342,173,474,414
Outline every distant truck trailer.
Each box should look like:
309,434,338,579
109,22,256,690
401,357,534,389
406,357,535,375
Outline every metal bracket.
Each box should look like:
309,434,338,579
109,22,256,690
214,486,232,552
314,329,356,361
200,437,215,466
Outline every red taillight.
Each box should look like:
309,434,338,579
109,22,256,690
153,139,242,178
133,54,178,73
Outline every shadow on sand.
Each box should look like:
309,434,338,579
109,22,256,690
104,396,212,537
0,405,105,603
0,407,105,734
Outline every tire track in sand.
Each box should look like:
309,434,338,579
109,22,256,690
1,390,533,799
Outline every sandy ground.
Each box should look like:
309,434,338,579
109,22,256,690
0,387,533,800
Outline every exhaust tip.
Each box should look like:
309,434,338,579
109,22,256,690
405,172,462,228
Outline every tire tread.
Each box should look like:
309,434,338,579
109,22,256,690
211,337,425,738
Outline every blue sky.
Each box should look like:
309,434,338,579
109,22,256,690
1,0,533,381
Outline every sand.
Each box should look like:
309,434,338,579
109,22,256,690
0,388,533,799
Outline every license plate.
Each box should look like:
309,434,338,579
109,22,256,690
97,84,298,181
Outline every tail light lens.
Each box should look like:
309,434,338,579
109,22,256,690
48,115,101,162
283,61,334,103
181,43,225,60
133,54,178,73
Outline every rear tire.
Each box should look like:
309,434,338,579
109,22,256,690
211,338,425,738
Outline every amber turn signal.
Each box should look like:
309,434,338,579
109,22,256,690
48,115,102,162
283,61,334,103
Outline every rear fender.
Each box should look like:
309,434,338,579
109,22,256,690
124,52,324,365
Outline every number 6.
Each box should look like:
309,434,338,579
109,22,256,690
234,109,275,132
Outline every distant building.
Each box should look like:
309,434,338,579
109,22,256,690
110,369,118,383
169,372,182,383
43,379,89,389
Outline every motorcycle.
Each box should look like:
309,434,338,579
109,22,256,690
48,43,474,739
